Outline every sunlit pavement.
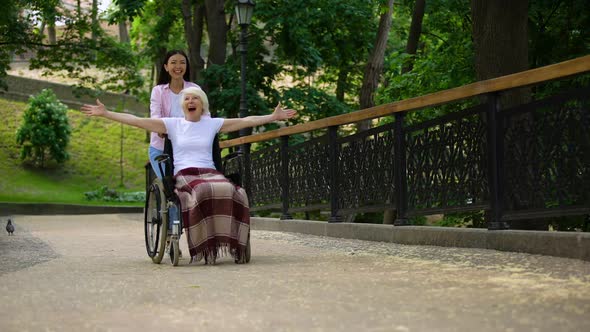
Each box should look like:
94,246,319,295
1,214,589,331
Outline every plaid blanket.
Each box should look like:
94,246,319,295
174,167,250,263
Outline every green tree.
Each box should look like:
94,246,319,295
529,0,590,95
377,0,476,123
256,0,377,102
128,0,185,86
29,14,144,94
1,0,144,93
16,89,72,167
0,0,45,89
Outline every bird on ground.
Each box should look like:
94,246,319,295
6,219,14,235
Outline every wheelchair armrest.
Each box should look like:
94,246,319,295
222,151,244,187
224,151,243,161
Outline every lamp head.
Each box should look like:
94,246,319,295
236,0,255,26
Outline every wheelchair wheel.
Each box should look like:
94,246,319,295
144,178,168,264
245,233,251,263
235,232,251,264
170,239,180,266
168,200,182,266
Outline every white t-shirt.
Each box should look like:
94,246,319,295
169,92,184,118
161,117,224,175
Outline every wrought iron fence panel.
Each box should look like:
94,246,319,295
406,106,489,213
250,144,282,208
502,88,590,215
336,123,396,213
288,136,330,209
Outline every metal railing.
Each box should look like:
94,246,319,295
222,56,590,229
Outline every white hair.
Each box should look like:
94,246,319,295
179,87,210,115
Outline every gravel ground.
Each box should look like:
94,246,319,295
0,220,59,275
254,230,590,281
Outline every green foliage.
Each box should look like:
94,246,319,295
16,89,71,167
377,0,475,106
1,0,144,94
201,63,259,119
129,0,185,64
1,97,147,205
29,26,145,94
109,0,149,22
84,186,145,202
436,211,486,228
255,0,378,98
410,215,427,226
529,0,590,68
281,85,352,121
0,0,46,89
529,0,590,97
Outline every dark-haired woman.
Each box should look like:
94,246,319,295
149,50,200,178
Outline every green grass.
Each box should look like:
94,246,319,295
0,97,148,206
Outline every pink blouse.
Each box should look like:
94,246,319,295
149,81,200,150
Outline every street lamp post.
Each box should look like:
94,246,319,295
235,0,255,138
235,0,255,203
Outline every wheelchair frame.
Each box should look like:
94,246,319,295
143,135,250,266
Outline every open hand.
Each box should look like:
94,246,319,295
273,102,297,121
80,99,107,117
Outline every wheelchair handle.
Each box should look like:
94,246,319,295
155,154,170,162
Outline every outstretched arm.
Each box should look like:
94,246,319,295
220,103,297,133
81,99,167,134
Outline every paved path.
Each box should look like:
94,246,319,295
1,214,589,332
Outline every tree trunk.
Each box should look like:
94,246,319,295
471,0,530,108
403,0,426,73
42,4,57,44
77,0,82,36
118,21,130,44
39,21,46,39
204,0,228,67
182,0,206,82
384,0,425,224
47,23,56,44
335,69,348,102
383,209,395,225
153,3,172,84
357,0,394,132
91,0,98,42
471,0,545,230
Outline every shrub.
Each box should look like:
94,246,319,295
84,186,145,202
437,211,486,228
16,89,71,167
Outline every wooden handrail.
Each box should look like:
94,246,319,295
220,55,590,148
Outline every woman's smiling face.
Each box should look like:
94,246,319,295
164,53,187,80
183,93,203,118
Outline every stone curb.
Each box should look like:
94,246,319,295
0,202,143,216
251,217,590,262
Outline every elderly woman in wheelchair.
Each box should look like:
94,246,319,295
81,87,297,266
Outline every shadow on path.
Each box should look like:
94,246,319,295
0,223,59,275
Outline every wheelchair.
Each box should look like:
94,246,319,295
143,135,250,266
